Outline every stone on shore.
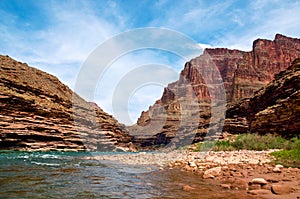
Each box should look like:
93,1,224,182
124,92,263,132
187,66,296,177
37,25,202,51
248,189,271,195
250,178,268,185
273,164,284,173
188,161,197,167
182,185,196,191
273,167,281,173
220,184,231,189
271,185,294,195
203,167,222,179
203,173,214,179
231,178,248,190
248,184,261,190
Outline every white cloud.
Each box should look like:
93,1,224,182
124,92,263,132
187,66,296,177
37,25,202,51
128,84,165,123
0,1,125,88
198,43,212,49
147,0,300,52
211,1,300,51
94,49,184,124
149,1,234,39
73,28,204,124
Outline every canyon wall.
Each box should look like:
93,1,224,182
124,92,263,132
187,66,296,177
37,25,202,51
226,58,300,138
0,55,134,151
131,34,300,148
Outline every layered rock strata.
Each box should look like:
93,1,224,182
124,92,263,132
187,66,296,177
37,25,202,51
225,58,300,138
0,55,133,151
131,34,300,148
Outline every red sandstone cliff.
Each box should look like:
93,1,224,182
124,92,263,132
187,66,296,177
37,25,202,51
179,34,300,104
131,34,300,148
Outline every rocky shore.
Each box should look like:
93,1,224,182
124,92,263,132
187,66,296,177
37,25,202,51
90,150,300,198
170,150,300,199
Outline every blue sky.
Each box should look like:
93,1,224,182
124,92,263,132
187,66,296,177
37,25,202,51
1,0,300,124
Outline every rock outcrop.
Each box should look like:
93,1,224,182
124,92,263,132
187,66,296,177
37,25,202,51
0,55,133,151
225,58,300,138
131,34,300,148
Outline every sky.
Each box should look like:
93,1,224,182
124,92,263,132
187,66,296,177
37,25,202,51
1,0,300,124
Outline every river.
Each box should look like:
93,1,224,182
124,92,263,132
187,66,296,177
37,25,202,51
0,151,258,199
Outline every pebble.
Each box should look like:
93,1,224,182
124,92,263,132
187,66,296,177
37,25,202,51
182,185,195,191
189,161,197,167
220,184,231,189
203,173,214,179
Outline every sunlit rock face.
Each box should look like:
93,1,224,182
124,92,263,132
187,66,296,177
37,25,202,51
131,34,300,148
0,55,133,151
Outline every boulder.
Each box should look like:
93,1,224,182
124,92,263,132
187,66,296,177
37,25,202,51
273,164,284,173
203,167,222,179
250,178,268,185
248,184,261,190
231,178,248,190
273,167,282,173
271,185,293,195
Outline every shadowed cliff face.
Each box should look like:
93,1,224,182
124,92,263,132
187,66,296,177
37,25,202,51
0,55,133,151
225,58,300,138
131,34,300,148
